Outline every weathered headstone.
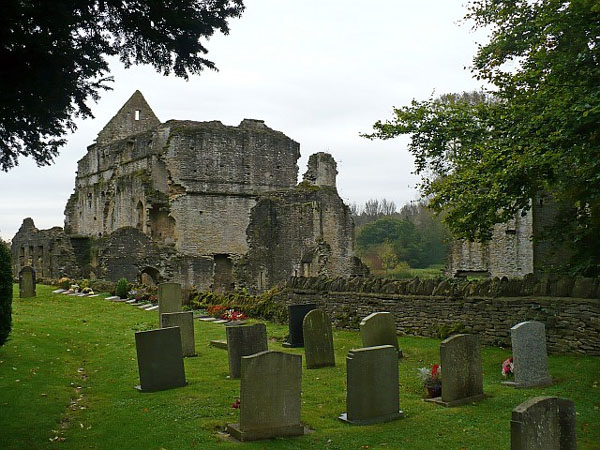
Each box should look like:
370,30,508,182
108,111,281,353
511,396,576,450
283,303,316,347
227,351,304,441
158,282,182,327
303,309,335,369
427,333,485,407
359,312,400,355
503,321,552,388
134,327,187,392
339,345,403,425
226,323,268,379
19,266,36,298
161,311,196,357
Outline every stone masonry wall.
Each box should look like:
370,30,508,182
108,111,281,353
275,277,600,355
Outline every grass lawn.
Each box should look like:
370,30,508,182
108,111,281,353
1,284,598,450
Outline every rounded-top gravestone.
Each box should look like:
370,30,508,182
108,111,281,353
503,321,552,388
19,266,36,298
303,309,335,369
359,312,400,355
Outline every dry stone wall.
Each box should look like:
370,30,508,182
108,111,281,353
275,277,600,355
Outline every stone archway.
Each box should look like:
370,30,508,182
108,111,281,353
138,266,161,287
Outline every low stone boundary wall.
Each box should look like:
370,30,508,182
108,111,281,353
274,288,600,355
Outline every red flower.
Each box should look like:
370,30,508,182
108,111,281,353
431,364,440,378
231,398,240,409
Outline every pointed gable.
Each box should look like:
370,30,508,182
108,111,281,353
96,91,161,145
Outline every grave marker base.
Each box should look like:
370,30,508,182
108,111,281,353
134,382,187,393
425,394,486,407
282,341,303,348
226,423,306,441
502,378,552,389
338,411,403,425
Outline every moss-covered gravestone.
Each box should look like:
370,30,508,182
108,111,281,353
339,345,403,425
303,309,335,369
134,327,187,392
427,333,485,407
158,282,181,327
161,311,196,357
226,323,268,379
227,351,305,441
359,312,400,356
511,396,576,450
19,266,36,298
283,303,316,347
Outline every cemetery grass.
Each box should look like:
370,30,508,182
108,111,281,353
0,285,598,450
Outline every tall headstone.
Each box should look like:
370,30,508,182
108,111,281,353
134,327,187,392
427,334,485,407
19,266,36,298
226,323,268,379
503,321,552,388
359,312,400,355
303,309,335,369
161,311,196,357
511,396,576,450
339,345,403,425
283,303,316,347
158,282,182,327
227,351,305,441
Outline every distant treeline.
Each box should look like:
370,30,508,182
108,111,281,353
349,199,450,273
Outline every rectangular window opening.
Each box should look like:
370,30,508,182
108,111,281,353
135,110,140,121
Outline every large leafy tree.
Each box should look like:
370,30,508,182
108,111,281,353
365,0,600,274
0,0,244,171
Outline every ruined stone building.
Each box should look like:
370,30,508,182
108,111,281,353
446,194,564,278
12,91,365,292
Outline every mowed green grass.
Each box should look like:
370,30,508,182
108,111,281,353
0,284,598,450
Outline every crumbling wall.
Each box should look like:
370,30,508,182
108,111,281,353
11,218,80,279
446,208,534,278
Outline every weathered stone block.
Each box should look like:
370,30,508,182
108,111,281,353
303,309,335,369
161,311,196,357
227,351,304,441
158,282,182,327
134,327,187,392
511,396,576,450
339,345,403,425
226,323,268,379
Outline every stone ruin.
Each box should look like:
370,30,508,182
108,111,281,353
11,91,366,292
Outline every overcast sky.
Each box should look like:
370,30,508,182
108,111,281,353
0,0,487,241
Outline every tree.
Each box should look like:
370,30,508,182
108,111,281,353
0,0,244,171
365,0,600,275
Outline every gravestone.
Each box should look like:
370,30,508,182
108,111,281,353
161,311,196,357
339,345,403,425
158,282,182,327
303,309,335,369
511,396,576,450
359,312,400,355
283,303,316,347
427,333,485,407
226,323,268,379
19,266,36,298
227,351,305,441
134,327,187,392
503,321,552,388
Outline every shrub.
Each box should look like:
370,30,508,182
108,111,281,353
115,278,130,299
0,240,13,346
89,279,115,294
58,277,72,290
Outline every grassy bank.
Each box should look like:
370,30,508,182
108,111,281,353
0,285,598,449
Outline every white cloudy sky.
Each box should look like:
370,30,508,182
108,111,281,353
0,0,487,241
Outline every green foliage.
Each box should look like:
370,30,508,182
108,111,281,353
57,277,73,290
0,240,12,345
434,322,466,339
114,278,130,299
356,216,448,269
0,0,245,170
365,0,600,275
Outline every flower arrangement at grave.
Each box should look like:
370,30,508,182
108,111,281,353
58,277,72,290
221,309,247,321
418,363,442,398
231,398,240,409
206,304,227,318
501,357,514,378
132,285,158,303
